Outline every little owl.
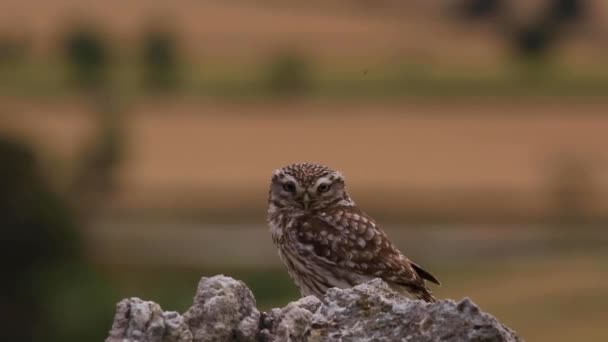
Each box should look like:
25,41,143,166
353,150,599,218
267,162,440,302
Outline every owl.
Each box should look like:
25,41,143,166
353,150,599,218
267,162,440,302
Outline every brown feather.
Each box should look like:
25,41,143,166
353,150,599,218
268,163,442,301
411,262,441,286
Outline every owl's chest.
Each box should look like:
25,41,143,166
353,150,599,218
268,212,313,245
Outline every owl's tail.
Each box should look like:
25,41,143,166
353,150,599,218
414,289,437,303
389,283,437,303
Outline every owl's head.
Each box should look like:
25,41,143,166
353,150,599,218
268,162,352,211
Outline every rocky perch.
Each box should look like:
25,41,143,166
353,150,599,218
106,275,521,342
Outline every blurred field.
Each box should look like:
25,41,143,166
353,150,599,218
3,98,608,222
4,97,608,341
2,1,607,341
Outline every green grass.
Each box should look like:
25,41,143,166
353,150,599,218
1,60,607,100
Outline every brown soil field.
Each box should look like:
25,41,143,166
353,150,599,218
0,0,606,66
2,98,608,220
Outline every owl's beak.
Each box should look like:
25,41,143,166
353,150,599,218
302,193,311,209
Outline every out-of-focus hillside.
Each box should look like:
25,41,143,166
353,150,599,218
0,0,606,66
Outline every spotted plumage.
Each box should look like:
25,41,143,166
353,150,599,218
267,162,440,302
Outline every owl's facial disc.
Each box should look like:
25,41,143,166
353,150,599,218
309,175,345,207
269,163,349,210
300,180,333,210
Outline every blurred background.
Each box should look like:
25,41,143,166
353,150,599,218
1,0,607,341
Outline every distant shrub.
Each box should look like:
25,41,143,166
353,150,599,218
450,0,584,61
511,0,585,60
550,0,585,22
266,50,311,96
514,24,554,60
73,93,125,207
458,0,503,19
62,23,110,88
141,27,179,91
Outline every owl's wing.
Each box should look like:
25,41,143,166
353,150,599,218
297,206,440,294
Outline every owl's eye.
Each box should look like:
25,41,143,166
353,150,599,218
283,182,297,193
317,183,331,193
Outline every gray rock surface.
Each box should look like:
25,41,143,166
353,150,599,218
183,276,260,342
106,298,192,342
106,275,522,342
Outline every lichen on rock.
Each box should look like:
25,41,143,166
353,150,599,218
106,275,522,342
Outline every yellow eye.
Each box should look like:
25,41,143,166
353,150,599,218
317,183,330,193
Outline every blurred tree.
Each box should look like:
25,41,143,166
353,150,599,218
459,0,503,19
550,0,585,22
141,27,180,91
514,0,586,60
0,137,115,342
514,24,555,59
450,0,586,60
62,23,110,88
72,92,125,213
266,50,311,96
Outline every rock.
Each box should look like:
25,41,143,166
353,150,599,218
182,275,260,342
257,296,322,342
106,276,522,342
106,298,192,342
307,279,520,342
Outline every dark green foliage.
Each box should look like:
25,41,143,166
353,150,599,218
512,0,585,60
550,0,585,22
142,27,179,91
514,24,555,59
62,23,109,88
266,50,311,96
0,137,115,342
459,0,503,19
451,0,585,61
